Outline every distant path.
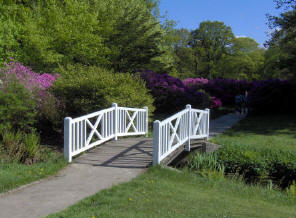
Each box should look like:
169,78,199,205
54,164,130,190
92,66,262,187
0,113,245,218
209,113,245,138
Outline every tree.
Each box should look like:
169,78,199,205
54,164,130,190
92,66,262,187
104,0,164,72
190,21,235,78
0,0,169,73
170,28,195,78
266,0,296,79
217,37,265,80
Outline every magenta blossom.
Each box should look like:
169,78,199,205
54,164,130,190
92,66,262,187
210,96,222,108
1,61,59,91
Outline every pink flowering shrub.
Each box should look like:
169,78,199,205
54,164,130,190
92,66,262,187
0,61,63,132
183,78,209,89
1,61,59,93
210,97,222,108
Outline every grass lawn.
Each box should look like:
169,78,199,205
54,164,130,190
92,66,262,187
48,167,296,218
211,114,296,152
0,150,67,193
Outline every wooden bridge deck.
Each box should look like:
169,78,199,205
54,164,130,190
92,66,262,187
74,137,153,168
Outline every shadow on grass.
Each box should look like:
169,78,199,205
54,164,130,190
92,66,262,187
223,114,296,137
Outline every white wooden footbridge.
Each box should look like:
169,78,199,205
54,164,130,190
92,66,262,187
64,103,210,166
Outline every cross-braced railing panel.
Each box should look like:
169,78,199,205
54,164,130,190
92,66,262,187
153,105,209,165
64,104,148,162
117,107,147,136
190,109,209,139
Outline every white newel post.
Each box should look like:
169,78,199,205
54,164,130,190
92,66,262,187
153,120,160,165
64,117,72,163
206,108,210,140
186,104,191,151
144,106,148,137
112,103,118,140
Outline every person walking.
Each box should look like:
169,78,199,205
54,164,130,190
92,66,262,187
235,94,243,114
242,90,248,114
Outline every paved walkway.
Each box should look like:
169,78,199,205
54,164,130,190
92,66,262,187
0,113,244,218
209,113,245,138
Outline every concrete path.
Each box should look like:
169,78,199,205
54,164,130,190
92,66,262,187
209,113,245,138
0,113,245,218
0,138,153,218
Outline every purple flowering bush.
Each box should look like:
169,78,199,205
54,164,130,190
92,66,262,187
183,78,209,90
248,79,296,114
140,70,210,113
183,78,254,106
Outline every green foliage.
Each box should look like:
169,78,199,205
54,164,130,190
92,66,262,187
0,0,168,73
190,21,235,78
266,0,296,79
104,0,165,73
0,2,25,65
20,0,109,72
286,181,296,196
53,65,155,117
36,92,65,134
171,25,265,80
23,130,41,161
217,37,265,80
171,28,196,79
215,143,296,188
0,129,41,164
212,115,296,189
186,152,224,173
0,80,37,132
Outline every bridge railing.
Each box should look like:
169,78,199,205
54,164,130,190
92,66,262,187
153,105,209,165
64,103,148,162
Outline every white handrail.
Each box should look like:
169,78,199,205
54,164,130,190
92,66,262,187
153,105,210,165
64,103,148,162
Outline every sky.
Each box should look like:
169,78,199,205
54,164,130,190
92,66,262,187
159,0,285,46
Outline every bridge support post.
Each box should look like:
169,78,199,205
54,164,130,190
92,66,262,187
112,103,118,140
64,117,72,163
185,104,191,151
206,108,210,140
144,106,148,137
153,120,160,165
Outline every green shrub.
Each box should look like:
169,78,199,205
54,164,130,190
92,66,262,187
215,144,296,189
187,152,224,172
53,65,155,117
0,80,37,132
0,129,42,164
23,130,41,163
1,130,23,162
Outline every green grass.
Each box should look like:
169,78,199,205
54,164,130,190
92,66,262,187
0,150,67,193
211,114,296,152
48,167,296,218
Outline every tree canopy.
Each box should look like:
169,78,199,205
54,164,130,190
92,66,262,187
265,0,296,79
1,0,293,81
0,0,168,73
